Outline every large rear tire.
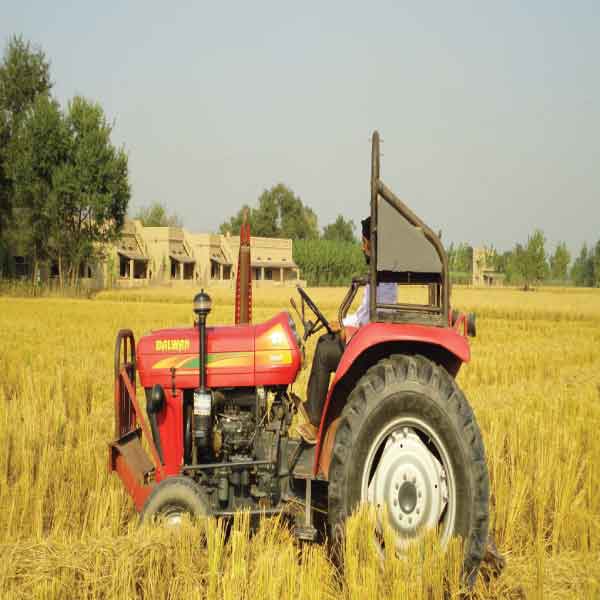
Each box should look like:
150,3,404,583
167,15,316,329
140,476,211,526
328,354,489,586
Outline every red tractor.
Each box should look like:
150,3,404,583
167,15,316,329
110,132,489,583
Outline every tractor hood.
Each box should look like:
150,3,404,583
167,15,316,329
136,311,302,390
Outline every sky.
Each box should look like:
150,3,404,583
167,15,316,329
2,1,599,254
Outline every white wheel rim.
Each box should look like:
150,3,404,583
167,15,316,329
160,505,187,527
361,416,457,551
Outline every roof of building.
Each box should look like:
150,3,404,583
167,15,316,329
209,249,232,266
169,240,195,263
118,250,149,261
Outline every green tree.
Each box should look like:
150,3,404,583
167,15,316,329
491,250,512,274
5,94,68,281
549,241,571,282
513,229,548,290
592,240,600,287
0,35,52,236
0,110,10,235
220,184,318,239
448,242,473,274
50,96,130,284
135,201,181,227
0,35,51,120
570,243,592,286
276,185,318,240
322,215,356,242
570,240,600,287
252,188,280,237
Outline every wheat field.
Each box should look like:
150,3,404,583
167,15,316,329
1,285,599,599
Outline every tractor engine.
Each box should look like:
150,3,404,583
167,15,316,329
135,302,302,511
214,407,255,460
196,386,292,509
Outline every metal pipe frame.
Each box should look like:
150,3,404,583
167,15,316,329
369,131,450,326
181,459,275,472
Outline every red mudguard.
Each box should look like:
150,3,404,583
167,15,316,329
313,322,470,476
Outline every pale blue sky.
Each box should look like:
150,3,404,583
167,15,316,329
2,1,598,253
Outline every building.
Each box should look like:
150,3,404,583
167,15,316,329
2,219,302,288
105,219,301,288
472,247,505,286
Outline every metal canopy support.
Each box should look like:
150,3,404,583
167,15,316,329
368,130,450,326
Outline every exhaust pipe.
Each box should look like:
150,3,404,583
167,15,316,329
192,290,213,461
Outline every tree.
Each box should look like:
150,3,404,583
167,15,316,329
570,243,588,286
593,241,600,287
0,35,51,121
513,229,548,290
549,241,571,282
135,201,181,227
491,250,512,274
322,215,356,243
448,242,473,274
0,110,10,235
5,94,68,281
251,188,280,237
276,185,318,240
0,35,52,236
50,96,130,284
220,184,319,240
569,241,600,287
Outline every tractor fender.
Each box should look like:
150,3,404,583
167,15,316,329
314,322,470,476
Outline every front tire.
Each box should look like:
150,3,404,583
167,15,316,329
140,476,210,526
328,354,489,586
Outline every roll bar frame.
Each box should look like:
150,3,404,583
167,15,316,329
368,131,450,327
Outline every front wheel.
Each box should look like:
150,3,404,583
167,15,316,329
328,354,489,586
140,476,211,526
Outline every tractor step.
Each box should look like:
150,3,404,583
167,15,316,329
293,524,318,541
292,478,318,541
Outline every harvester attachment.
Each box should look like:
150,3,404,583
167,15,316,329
109,329,164,511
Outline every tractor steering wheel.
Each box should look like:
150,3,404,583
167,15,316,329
294,285,334,340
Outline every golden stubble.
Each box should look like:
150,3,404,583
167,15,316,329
0,285,599,599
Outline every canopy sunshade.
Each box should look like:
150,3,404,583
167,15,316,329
118,250,149,261
169,253,196,264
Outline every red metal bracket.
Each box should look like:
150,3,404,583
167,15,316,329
109,329,165,511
